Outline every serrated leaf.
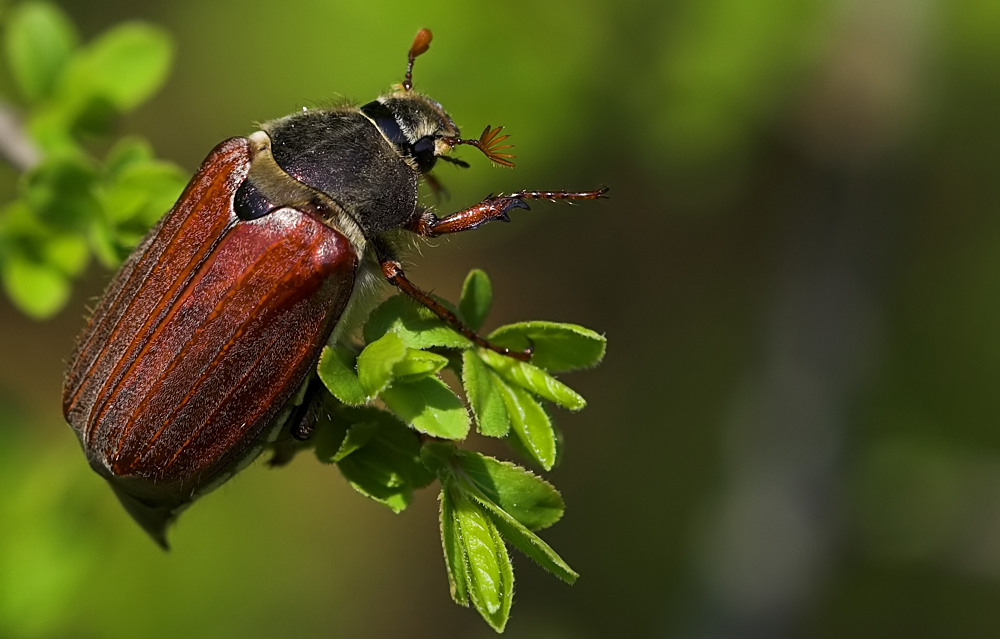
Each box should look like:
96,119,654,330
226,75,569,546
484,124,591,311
440,485,469,606
357,332,407,396
4,2,78,102
453,489,513,631
459,268,492,331
62,23,173,110
1,256,70,318
330,421,379,463
363,294,469,350
451,450,564,530
335,412,434,512
480,348,586,411
468,490,578,585
497,380,557,470
392,349,449,383
462,350,509,437
317,346,367,405
381,376,470,440
490,321,607,373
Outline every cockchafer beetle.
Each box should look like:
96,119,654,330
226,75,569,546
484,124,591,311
62,28,605,547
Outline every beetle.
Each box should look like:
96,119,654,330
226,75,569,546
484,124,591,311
62,29,605,548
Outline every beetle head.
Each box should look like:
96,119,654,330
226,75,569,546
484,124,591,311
360,29,516,174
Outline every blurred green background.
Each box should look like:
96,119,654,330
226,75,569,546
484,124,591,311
3,0,1000,637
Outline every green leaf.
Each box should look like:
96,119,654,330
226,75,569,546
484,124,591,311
4,2,79,102
62,22,173,110
489,321,606,373
459,268,492,331
316,346,367,406
420,440,458,477
103,136,155,174
381,376,470,440
439,484,469,606
99,157,185,226
451,450,565,530
498,380,557,470
340,410,435,512
40,232,89,277
363,294,469,350
315,408,433,512
468,489,578,585
480,348,587,411
310,407,349,464
392,349,449,383
1,255,70,318
87,214,124,268
427,442,572,601
357,332,407,397
461,350,509,437
23,153,101,232
333,421,379,462
25,101,80,154
452,489,513,632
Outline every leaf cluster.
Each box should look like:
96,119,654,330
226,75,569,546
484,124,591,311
0,2,185,317
310,269,605,631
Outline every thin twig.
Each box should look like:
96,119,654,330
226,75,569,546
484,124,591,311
0,98,41,172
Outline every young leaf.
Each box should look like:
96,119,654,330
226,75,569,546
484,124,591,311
103,135,155,174
480,348,586,411
453,489,513,632
337,418,434,512
23,153,101,232
99,158,186,226
392,349,449,383
62,22,173,110
489,321,607,373
356,332,407,397
315,408,433,512
381,376,470,440
317,346,367,406
4,2,79,103
325,421,379,464
363,294,469,350
468,489,578,585
440,485,469,606
461,350,509,437
451,450,565,530
310,409,350,464
0,255,69,319
497,380,557,470
459,268,492,331
40,232,89,277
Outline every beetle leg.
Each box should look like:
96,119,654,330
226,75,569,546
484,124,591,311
267,377,326,467
411,187,608,237
378,256,531,361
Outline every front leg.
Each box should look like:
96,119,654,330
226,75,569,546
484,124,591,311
385,186,607,361
410,187,608,237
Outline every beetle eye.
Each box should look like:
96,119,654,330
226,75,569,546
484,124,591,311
234,178,274,221
411,136,437,173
